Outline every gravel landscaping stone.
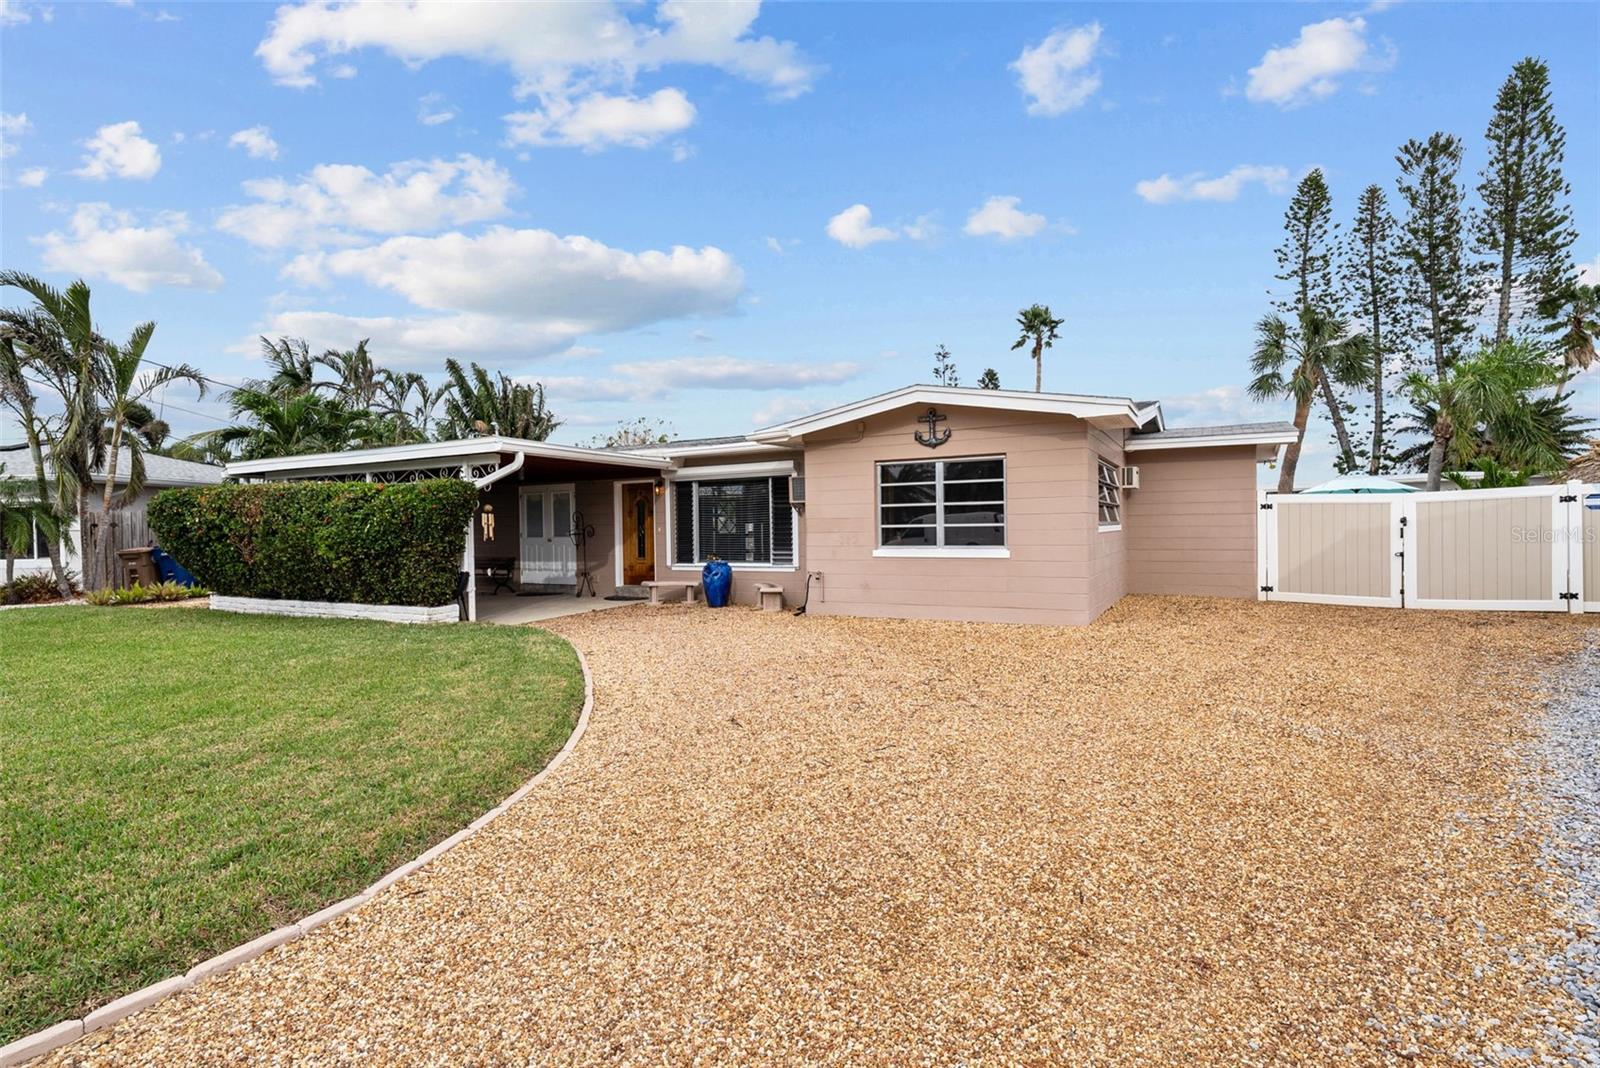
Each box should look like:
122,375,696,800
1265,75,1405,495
30,597,1597,1066
1516,634,1600,1067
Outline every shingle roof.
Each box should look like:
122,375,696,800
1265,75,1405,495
603,434,749,452
1131,421,1298,441
0,443,225,487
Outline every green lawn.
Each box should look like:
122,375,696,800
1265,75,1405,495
0,605,583,1044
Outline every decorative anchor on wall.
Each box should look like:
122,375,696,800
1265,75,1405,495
914,407,951,449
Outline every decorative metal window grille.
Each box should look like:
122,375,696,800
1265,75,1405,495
877,456,1005,548
1096,457,1122,527
672,476,795,567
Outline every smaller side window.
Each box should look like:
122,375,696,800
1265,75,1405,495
1096,458,1121,529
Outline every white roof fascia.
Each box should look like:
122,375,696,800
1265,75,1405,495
225,437,671,479
747,385,1141,443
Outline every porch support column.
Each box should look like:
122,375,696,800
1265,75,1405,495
461,464,477,622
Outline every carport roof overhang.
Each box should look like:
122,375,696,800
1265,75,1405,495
225,436,673,481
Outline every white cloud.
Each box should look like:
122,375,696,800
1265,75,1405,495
610,355,860,393
329,62,357,79
541,357,858,407
1134,164,1290,204
751,394,825,426
1159,385,1290,427
16,167,47,187
228,125,280,160
963,195,1047,240
255,1,816,153
825,203,900,249
1577,256,1600,287
1011,23,1103,116
505,88,695,150
216,154,515,249
74,121,162,180
261,228,744,363
0,1,49,26
284,227,742,319
34,203,223,292
1245,17,1386,107
1,112,31,158
417,92,456,126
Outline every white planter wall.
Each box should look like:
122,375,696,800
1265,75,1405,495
210,595,459,624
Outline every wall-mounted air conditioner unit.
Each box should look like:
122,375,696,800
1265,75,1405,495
1119,466,1141,490
789,475,806,506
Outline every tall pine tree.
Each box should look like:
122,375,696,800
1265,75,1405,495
1474,57,1575,344
1340,185,1407,474
1395,133,1478,489
1273,168,1360,471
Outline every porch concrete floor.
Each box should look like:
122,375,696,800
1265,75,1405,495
471,590,641,625
43,597,1596,1066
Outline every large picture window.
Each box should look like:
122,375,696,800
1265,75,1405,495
877,456,1005,549
672,476,795,567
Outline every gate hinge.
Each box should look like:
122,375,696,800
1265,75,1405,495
1259,502,1274,510
1559,494,1578,502
1260,585,1274,593
1560,592,1580,601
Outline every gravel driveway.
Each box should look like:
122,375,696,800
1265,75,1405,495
41,597,1596,1066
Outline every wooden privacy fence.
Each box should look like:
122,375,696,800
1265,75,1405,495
80,505,153,590
1257,481,1597,614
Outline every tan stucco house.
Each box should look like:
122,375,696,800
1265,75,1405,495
225,385,1296,626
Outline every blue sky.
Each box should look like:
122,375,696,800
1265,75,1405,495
1,0,1596,480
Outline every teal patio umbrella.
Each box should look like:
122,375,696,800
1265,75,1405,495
1301,474,1418,494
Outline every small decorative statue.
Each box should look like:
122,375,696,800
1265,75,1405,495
480,503,496,542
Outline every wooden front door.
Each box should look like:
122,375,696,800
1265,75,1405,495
621,483,655,585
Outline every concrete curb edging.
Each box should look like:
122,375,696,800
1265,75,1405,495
0,644,595,1068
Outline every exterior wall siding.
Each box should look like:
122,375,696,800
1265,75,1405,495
801,406,1104,626
654,450,808,608
1123,445,1260,598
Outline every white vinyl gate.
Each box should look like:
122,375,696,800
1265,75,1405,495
1258,481,1594,614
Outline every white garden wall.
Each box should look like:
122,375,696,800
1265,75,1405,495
210,595,459,624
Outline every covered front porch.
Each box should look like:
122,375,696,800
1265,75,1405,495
226,437,674,623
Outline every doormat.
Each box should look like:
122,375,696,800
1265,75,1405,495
605,594,648,602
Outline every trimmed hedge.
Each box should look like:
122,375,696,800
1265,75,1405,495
148,479,478,607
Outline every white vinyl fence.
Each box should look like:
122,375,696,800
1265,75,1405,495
1258,481,1595,614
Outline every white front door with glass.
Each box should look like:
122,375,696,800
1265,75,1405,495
520,484,577,584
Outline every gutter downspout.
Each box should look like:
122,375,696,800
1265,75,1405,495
463,453,527,622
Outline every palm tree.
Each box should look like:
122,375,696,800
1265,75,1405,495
315,338,382,408
253,336,321,397
1010,304,1064,393
0,271,106,587
196,387,371,461
95,323,206,583
440,358,559,440
0,313,74,595
1538,282,1599,389
1248,308,1372,494
0,472,64,589
1403,339,1565,489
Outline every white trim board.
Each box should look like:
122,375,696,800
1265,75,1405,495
227,436,671,479
748,384,1146,442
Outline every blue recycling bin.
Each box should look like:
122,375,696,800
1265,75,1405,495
151,546,199,587
701,559,732,607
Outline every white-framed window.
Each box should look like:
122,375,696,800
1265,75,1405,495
877,455,1006,550
672,476,796,568
1096,457,1122,529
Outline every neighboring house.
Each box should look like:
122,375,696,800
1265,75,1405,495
228,384,1295,626
0,443,224,582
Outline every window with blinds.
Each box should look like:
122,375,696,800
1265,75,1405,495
672,476,795,567
878,456,1005,548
